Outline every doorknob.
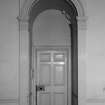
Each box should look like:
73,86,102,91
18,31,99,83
36,85,45,91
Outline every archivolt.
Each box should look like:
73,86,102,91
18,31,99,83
18,0,86,21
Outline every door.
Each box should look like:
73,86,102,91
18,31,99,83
36,49,69,105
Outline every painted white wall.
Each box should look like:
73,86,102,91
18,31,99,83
86,0,105,104
0,0,105,105
0,0,19,104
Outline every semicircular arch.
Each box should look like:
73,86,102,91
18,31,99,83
18,0,86,21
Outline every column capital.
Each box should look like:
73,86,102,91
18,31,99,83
77,16,87,30
17,16,29,31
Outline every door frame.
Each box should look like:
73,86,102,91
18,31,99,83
31,46,71,105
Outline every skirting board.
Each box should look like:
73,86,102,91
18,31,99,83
0,98,18,103
87,98,105,103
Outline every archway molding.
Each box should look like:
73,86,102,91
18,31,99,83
18,0,86,21
17,0,87,105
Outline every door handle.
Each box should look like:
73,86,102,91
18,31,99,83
36,85,45,91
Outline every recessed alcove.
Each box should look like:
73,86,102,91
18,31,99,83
18,0,87,105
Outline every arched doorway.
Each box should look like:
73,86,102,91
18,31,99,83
31,9,71,105
18,0,87,105
29,0,78,105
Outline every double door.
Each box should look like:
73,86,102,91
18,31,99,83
34,49,70,105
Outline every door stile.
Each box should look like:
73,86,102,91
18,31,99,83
67,48,71,105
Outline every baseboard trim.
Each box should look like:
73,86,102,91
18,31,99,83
87,98,105,103
0,98,18,103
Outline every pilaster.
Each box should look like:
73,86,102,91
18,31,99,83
77,16,87,105
18,19,30,105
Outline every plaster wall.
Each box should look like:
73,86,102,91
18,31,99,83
0,0,19,105
86,0,105,104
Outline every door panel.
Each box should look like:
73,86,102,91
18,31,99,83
54,65,65,85
39,64,51,85
36,49,68,105
54,93,65,105
39,93,51,105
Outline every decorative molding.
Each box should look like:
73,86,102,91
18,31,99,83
61,10,71,24
77,16,88,21
19,0,86,21
66,0,85,16
77,16,87,30
18,0,87,30
87,98,105,103
0,98,18,103
17,17,28,31
17,15,29,22
19,0,33,21
17,15,29,31
19,0,40,21
19,21,28,31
